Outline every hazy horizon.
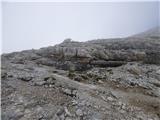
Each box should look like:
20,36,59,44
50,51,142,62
2,2,160,53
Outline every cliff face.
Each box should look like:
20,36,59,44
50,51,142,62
1,28,160,120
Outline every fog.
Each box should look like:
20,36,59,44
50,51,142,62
2,2,159,53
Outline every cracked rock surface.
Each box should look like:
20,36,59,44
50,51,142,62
1,27,160,120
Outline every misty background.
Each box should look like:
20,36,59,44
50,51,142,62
2,2,159,53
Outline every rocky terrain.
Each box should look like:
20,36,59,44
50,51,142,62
1,27,160,120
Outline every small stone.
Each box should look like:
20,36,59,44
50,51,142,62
64,107,72,116
49,84,54,87
20,76,32,82
120,109,125,113
121,104,126,109
71,100,78,106
111,91,118,99
62,88,77,97
98,80,104,84
56,108,64,116
62,88,72,95
86,101,91,106
74,76,82,82
34,81,45,86
118,101,123,106
107,97,114,101
76,109,83,116
24,109,31,114
36,106,43,112
128,66,141,76
72,90,77,96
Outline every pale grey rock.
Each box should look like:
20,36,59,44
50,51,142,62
76,109,83,116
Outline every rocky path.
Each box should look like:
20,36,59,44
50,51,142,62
2,61,160,120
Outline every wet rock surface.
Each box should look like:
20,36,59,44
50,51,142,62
1,28,160,120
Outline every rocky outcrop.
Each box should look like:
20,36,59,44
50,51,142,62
90,60,127,67
144,50,160,64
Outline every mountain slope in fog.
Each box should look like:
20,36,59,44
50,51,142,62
1,27,160,120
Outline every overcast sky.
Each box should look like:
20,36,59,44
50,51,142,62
2,1,160,53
